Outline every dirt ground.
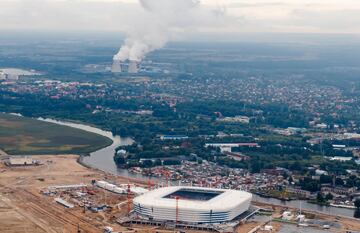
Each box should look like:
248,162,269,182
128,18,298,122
0,155,136,233
253,201,360,232
1,155,360,233
0,195,47,233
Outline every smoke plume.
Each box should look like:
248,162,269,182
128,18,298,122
113,0,219,62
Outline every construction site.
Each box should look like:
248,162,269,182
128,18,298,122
0,154,360,233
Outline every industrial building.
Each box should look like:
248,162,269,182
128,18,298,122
95,180,148,195
111,60,122,73
128,60,139,73
6,156,40,166
54,197,74,208
111,60,139,73
132,186,252,224
160,135,189,140
0,71,7,80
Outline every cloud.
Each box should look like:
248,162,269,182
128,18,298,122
228,2,286,8
224,0,360,33
0,0,140,31
290,9,360,31
0,0,359,34
113,0,230,61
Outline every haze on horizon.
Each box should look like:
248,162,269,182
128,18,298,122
0,0,359,39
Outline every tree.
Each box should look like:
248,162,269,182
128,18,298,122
289,161,303,171
283,173,289,179
300,177,320,192
163,160,181,166
325,193,333,200
114,154,126,165
142,160,153,168
355,199,360,210
320,175,332,184
250,159,262,173
154,159,162,166
346,176,358,188
335,178,344,186
316,192,325,203
288,176,294,184
354,209,360,219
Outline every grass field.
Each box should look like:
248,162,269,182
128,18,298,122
0,113,113,155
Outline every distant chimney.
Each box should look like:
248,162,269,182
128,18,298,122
111,60,122,73
128,60,139,73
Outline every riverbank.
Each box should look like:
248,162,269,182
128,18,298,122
0,113,113,155
0,154,166,233
13,116,360,218
253,201,360,232
1,154,359,233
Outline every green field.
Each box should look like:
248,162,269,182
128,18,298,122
0,113,112,155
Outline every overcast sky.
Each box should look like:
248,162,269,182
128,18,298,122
0,0,360,35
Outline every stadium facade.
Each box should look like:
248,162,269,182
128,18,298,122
133,186,252,224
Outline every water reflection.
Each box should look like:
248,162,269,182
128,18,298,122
278,224,332,233
253,195,355,218
38,118,358,218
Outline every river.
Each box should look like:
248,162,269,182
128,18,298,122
38,118,134,177
38,118,357,218
252,196,355,217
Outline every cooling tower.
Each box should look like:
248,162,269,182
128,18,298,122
111,60,122,73
128,60,139,73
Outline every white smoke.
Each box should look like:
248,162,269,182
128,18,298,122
113,0,221,62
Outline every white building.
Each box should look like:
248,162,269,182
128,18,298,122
218,116,250,124
95,180,148,195
315,169,328,176
133,186,252,223
315,123,327,129
282,211,294,221
344,133,360,139
329,156,352,162
0,71,6,80
7,156,39,166
205,143,259,153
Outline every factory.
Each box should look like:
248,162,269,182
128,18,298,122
95,180,148,195
111,60,140,74
0,70,7,80
132,186,252,224
5,156,41,166
0,70,18,80
0,68,41,81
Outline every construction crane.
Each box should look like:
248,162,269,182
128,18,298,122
148,176,152,191
166,171,170,187
127,183,132,216
214,176,219,188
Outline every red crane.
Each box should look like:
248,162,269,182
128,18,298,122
148,168,152,190
166,171,170,187
148,177,154,190
127,183,132,215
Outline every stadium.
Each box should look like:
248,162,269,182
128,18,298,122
133,186,252,224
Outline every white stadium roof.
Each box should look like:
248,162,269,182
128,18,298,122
133,186,252,223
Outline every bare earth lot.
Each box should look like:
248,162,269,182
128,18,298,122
0,155,359,233
0,155,126,233
0,155,204,233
